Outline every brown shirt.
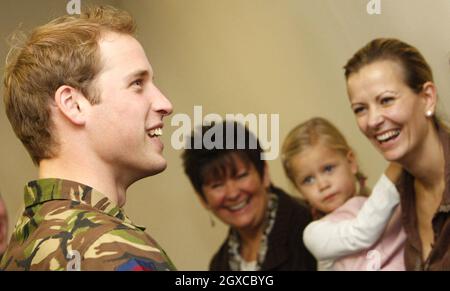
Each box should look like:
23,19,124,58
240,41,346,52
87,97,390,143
397,126,450,270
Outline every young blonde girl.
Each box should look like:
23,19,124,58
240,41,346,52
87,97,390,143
282,117,406,270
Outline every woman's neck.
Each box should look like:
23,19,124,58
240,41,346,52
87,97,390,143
402,126,444,194
238,228,264,262
236,208,269,261
236,191,271,261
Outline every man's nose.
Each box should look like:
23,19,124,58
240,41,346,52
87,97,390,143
150,84,173,116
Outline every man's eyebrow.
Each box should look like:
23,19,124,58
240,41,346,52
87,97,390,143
125,69,151,81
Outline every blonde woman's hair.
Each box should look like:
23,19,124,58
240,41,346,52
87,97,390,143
344,38,449,132
281,117,370,201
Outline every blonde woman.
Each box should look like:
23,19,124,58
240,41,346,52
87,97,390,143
345,38,450,270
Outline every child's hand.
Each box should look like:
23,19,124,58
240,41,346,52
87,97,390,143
384,162,402,184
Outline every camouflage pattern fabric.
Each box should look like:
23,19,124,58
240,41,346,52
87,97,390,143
0,178,176,271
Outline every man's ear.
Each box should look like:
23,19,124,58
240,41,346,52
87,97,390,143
54,85,89,126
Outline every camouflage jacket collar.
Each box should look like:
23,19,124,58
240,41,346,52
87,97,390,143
24,178,145,230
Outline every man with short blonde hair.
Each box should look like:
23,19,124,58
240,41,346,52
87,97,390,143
1,6,175,271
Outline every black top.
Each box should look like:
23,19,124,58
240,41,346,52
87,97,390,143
209,186,317,271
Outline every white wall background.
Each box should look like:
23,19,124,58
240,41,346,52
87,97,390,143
1,0,450,270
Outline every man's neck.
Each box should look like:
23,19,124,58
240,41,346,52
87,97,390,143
38,157,128,207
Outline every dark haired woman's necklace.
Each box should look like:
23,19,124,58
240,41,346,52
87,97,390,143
228,192,278,271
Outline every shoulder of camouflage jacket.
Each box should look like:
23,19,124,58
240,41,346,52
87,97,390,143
0,200,174,271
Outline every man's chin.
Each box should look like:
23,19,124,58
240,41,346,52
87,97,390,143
145,160,168,176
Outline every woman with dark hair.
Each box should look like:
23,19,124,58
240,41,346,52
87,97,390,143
344,38,450,270
182,121,316,271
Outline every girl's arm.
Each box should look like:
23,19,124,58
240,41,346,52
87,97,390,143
303,163,401,261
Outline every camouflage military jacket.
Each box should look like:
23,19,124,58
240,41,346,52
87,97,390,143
0,179,176,271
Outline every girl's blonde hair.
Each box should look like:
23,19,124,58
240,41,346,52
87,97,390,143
281,117,370,201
